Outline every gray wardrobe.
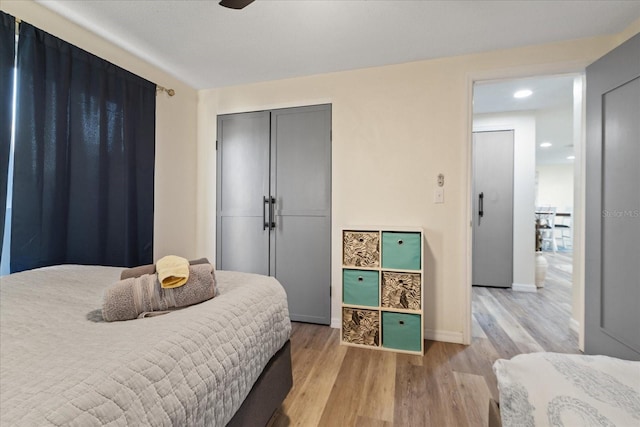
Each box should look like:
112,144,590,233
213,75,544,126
216,104,331,325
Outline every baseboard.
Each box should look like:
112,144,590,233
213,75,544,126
512,282,537,293
424,329,464,344
570,318,580,334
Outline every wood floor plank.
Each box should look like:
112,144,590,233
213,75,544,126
316,347,371,426
473,308,522,360
421,341,468,426
476,293,545,354
487,285,578,354
356,349,396,423
471,305,488,339
453,371,493,427
393,360,428,426
396,352,424,367
290,322,333,354
287,325,335,391
280,328,347,427
267,408,289,427
354,416,393,427
454,337,502,401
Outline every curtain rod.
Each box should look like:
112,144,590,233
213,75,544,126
13,17,176,97
156,86,176,97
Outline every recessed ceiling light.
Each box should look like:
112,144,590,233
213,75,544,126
567,155,575,160
514,89,533,98
540,142,552,148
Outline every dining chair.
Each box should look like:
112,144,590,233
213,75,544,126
554,211,572,249
536,206,558,253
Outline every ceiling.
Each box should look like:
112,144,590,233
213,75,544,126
473,75,577,166
35,0,640,90
473,75,575,116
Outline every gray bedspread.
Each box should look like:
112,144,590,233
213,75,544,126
0,265,291,426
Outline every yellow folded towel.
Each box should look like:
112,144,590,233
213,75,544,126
156,255,190,289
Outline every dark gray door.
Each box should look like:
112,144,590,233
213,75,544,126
216,112,270,275
216,105,332,325
271,105,331,324
585,33,640,360
472,131,514,288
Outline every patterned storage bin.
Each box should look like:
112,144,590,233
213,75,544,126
343,231,380,267
381,271,421,310
342,307,380,346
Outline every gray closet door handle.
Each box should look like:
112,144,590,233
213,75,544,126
269,196,276,229
263,196,269,230
479,192,484,218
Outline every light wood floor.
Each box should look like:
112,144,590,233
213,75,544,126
269,252,579,427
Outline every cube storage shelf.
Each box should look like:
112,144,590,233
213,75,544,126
341,227,424,355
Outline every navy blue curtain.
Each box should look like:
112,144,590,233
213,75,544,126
0,12,15,259
11,22,155,272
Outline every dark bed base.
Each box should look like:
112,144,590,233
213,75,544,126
488,399,502,427
227,340,293,427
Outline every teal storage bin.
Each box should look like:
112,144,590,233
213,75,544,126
343,269,379,307
381,232,421,270
382,312,422,352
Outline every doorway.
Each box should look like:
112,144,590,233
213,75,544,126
469,74,582,353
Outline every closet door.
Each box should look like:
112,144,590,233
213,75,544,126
271,105,331,324
216,112,271,275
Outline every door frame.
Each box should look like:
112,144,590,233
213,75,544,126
463,62,588,348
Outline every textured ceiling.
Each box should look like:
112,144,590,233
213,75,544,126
36,0,640,90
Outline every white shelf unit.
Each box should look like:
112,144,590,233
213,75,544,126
340,227,424,355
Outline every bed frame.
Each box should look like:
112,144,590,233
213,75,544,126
488,399,501,427
227,340,293,427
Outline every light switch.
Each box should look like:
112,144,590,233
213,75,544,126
434,188,444,204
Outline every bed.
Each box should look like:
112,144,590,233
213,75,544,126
491,352,640,427
0,264,292,426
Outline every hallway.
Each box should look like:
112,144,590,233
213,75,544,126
472,251,578,357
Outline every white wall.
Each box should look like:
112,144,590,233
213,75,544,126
536,106,574,164
536,164,574,212
473,113,536,289
2,0,200,261
198,36,621,344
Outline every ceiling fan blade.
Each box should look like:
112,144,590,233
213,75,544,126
219,0,255,9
